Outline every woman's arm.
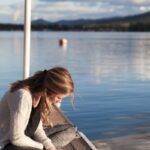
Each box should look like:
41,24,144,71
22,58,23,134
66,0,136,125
34,120,56,150
8,90,43,149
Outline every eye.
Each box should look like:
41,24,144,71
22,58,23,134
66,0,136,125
57,96,62,100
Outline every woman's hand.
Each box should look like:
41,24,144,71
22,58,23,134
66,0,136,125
47,146,57,150
47,147,57,150
47,147,63,150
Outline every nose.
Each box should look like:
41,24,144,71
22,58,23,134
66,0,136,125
55,97,62,103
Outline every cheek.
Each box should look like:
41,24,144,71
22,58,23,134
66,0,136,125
53,97,57,102
52,96,58,102
54,97,62,103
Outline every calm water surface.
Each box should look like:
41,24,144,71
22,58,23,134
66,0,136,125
0,31,150,140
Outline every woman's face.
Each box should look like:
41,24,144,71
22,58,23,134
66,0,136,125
52,94,68,104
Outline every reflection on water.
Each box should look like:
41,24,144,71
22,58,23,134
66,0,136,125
0,32,150,140
133,40,150,80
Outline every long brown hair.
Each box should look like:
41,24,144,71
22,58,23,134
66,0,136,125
10,67,74,125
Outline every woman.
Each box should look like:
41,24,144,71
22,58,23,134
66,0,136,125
0,67,76,150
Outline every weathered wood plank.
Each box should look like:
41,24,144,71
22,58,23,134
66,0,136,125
48,105,97,150
63,137,93,150
92,133,150,150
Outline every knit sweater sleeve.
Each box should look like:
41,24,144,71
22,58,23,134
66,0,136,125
8,89,43,150
34,120,55,150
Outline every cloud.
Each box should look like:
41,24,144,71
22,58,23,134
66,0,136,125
0,4,12,14
32,0,150,22
10,3,24,23
39,0,150,5
0,14,14,23
13,9,22,22
130,0,150,5
1,0,150,23
39,0,99,2
33,1,122,20
0,2,24,23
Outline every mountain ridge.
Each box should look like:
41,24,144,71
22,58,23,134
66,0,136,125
32,11,150,26
1,11,150,31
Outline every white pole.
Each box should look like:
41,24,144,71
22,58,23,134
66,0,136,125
23,0,31,79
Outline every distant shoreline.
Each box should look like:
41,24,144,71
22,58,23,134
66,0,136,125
0,24,150,32
0,25,150,32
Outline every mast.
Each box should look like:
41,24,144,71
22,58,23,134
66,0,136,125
23,0,31,79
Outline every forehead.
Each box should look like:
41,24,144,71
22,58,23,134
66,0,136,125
56,94,69,98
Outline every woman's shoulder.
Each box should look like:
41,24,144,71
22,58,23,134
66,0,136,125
1,89,30,101
8,89,32,105
12,88,31,97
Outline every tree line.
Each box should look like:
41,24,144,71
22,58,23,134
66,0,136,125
0,22,150,31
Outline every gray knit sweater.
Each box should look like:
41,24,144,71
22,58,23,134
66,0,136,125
0,89,54,150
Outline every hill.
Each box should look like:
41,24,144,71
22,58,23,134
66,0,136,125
0,11,150,31
31,11,150,31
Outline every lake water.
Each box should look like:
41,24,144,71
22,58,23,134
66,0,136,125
0,31,150,140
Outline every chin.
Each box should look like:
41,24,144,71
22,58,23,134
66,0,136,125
55,102,61,108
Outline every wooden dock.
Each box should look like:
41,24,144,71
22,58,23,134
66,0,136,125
48,105,98,150
92,133,150,150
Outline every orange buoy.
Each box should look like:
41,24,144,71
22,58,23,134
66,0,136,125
59,38,68,47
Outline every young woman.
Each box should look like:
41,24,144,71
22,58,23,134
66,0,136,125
0,67,76,150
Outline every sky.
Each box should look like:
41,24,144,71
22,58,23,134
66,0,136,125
0,0,150,23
